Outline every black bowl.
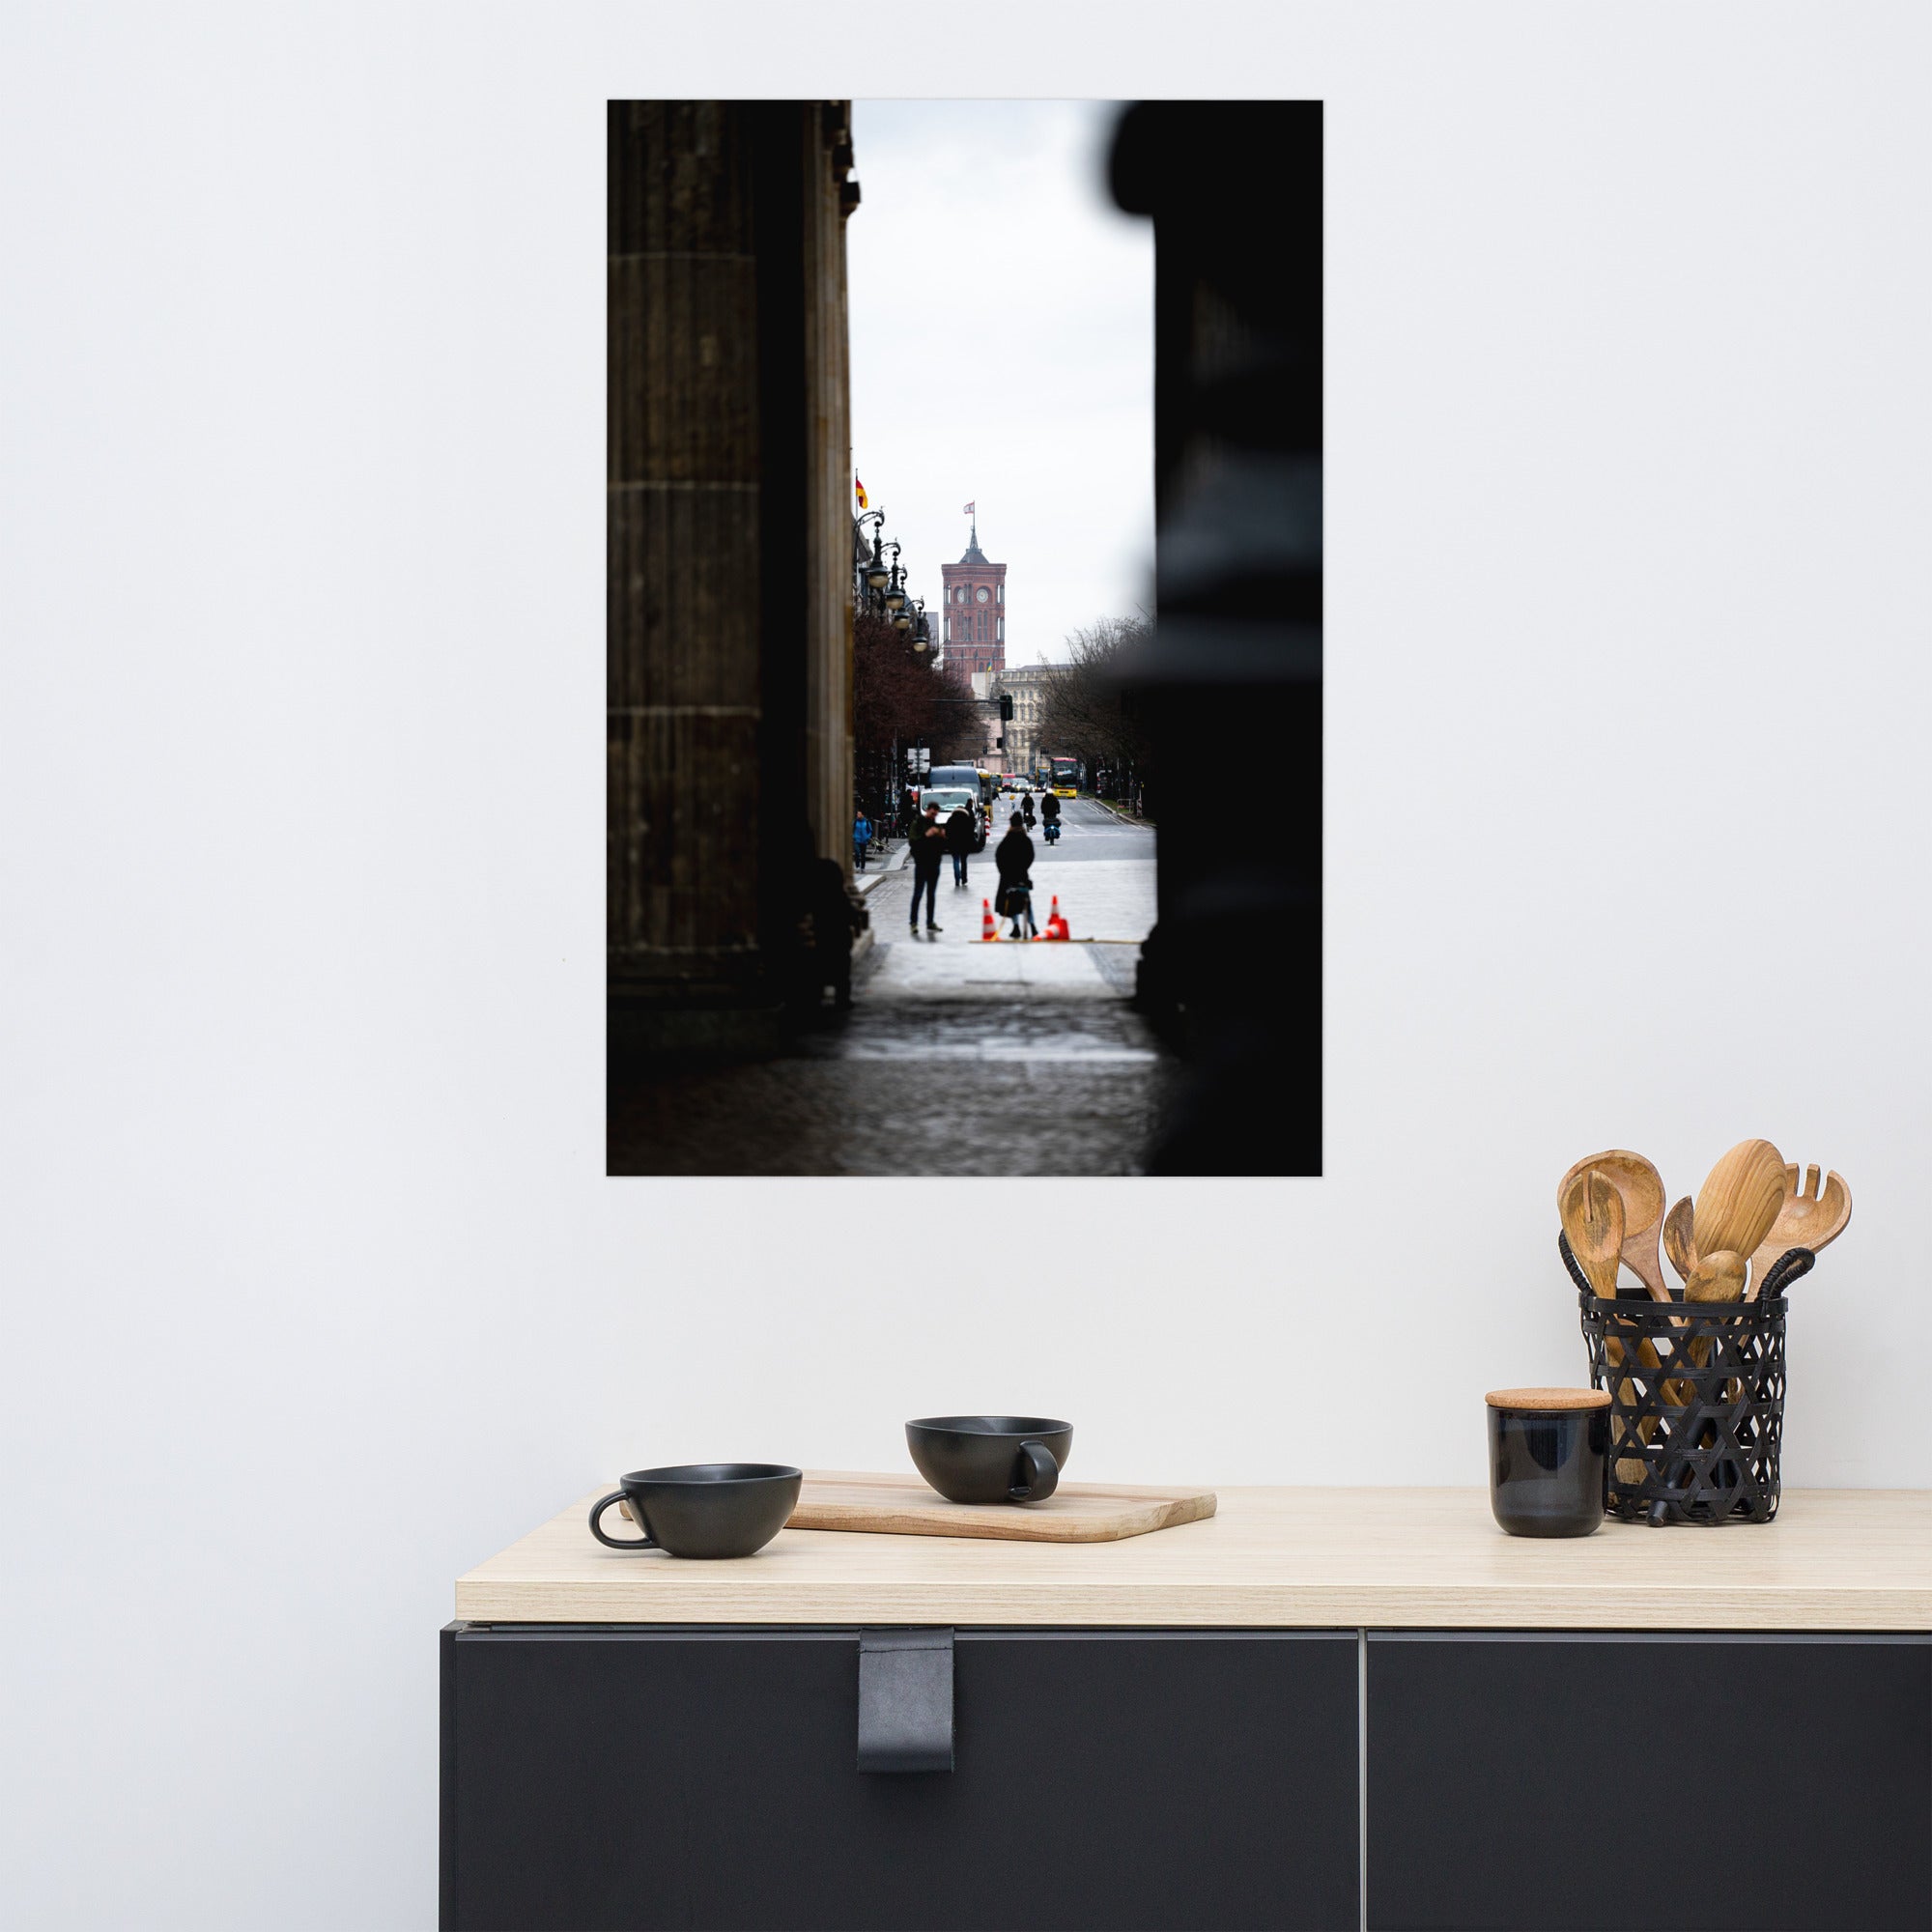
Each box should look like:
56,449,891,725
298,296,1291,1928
588,1462,802,1558
906,1416,1073,1505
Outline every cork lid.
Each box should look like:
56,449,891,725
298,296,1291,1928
1485,1386,1611,1411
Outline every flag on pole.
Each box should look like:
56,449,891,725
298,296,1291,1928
962,500,975,515
855,473,868,509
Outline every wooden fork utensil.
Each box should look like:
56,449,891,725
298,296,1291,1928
1747,1165,1851,1298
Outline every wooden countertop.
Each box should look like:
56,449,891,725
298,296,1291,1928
454,1482,1932,1631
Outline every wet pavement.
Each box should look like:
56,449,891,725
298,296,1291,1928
607,799,1174,1175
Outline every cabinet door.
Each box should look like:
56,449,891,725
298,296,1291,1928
442,1625,1359,1932
1366,1632,1931,1931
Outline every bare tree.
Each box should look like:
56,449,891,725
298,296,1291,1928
853,612,981,763
1036,612,1151,800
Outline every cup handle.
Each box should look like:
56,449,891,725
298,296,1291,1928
1009,1440,1060,1503
588,1491,656,1550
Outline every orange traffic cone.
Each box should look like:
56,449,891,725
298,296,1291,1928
980,897,997,942
1045,895,1068,941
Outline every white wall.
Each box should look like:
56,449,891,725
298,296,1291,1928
5,4,1929,1927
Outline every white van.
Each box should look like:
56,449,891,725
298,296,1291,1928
924,765,984,795
916,787,986,852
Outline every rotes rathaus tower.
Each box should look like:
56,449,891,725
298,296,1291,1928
938,503,1006,678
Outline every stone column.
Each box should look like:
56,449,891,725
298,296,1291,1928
607,102,857,1052
609,102,764,1033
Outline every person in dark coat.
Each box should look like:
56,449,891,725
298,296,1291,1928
1021,789,1037,829
943,803,977,888
994,813,1037,939
1038,789,1061,844
907,801,945,934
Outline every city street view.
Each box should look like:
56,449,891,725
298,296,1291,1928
609,798,1168,1175
607,99,1322,1175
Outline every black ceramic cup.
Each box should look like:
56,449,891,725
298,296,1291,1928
905,1416,1072,1505
587,1463,802,1558
1485,1389,1608,1538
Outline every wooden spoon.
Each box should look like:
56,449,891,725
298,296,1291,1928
1747,1165,1852,1299
1662,1196,1697,1285
1683,1249,1746,1305
1692,1140,1786,1270
1556,1151,1669,1301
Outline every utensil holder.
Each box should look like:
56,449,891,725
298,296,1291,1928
1571,1253,1794,1525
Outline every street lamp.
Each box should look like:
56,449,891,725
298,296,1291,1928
881,543,904,610
853,509,887,598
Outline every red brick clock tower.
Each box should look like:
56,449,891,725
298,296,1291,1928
938,504,1006,677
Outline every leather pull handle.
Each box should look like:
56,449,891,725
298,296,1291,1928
857,1629,953,1774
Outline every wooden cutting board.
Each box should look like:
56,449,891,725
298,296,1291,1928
785,1470,1217,1544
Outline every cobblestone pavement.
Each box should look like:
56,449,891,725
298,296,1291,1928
607,801,1172,1175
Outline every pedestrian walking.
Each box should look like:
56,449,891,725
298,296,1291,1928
944,801,976,888
1022,790,1037,830
853,807,873,871
994,812,1037,940
907,801,946,935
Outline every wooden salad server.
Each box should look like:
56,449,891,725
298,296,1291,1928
1747,1165,1852,1299
1560,1168,1650,1483
1559,1167,1624,1297
1557,1150,1669,1301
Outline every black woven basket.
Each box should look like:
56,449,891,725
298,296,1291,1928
1564,1234,1812,1525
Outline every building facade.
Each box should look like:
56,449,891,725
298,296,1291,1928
938,515,1006,678
988,660,1060,775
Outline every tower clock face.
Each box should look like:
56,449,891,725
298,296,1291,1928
976,586,990,603
953,587,966,603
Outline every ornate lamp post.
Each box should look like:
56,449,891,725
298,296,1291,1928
853,509,887,608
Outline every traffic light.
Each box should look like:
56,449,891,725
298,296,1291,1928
999,693,1014,722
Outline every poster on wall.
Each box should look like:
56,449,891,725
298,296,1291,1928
607,99,1321,1177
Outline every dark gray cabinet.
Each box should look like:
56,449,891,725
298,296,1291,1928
443,1624,1932,1931
441,1625,1361,1932
1365,1633,1932,1931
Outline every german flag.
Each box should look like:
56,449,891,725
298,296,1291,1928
854,473,868,509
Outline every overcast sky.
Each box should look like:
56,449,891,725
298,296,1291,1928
848,100,1153,668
